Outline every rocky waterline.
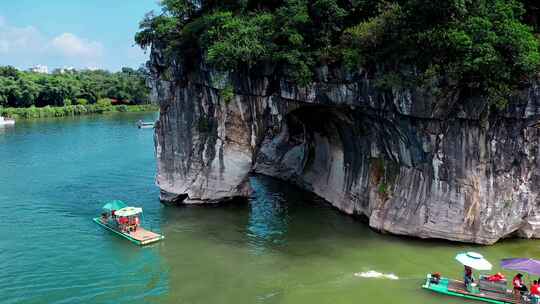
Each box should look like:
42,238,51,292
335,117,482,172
150,51,540,244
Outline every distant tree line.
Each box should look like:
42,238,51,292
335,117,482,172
0,66,151,108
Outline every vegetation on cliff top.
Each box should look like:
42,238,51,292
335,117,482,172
136,0,540,105
0,66,151,108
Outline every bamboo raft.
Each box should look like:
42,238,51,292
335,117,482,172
93,217,164,246
423,274,523,304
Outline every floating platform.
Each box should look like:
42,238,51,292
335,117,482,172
423,274,520,304
93,217,164,246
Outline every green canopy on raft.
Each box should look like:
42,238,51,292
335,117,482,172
102,200,127,212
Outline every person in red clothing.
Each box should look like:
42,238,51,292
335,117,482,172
134,216,140,231
531,280,540,296
118,216,128,232
514,273,528,293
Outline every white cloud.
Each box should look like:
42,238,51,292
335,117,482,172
0,22,45,55
50,33,104,59
0,17,104,69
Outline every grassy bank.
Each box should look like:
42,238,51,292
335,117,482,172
0,104,158,119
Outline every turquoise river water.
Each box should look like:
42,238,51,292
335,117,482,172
1,113,540,304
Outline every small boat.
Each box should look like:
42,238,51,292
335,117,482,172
423,274,517,304
137,120,154,129
94,200,164,246
0,116,15,126
423,252,538,304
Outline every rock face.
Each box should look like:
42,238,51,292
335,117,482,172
150,52,540,244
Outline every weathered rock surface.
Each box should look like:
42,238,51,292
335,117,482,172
150,53,540,244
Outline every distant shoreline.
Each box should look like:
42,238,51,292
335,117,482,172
1,104,158,119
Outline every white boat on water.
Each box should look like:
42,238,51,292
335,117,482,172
137,120,154,129
0,116,15,126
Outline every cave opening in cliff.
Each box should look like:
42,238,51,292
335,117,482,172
254,104,375,216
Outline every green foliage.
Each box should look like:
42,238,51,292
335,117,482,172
202,11,275,70
0,104,158,119
0,66,151,108
378,182,387,196
116,104,129,112
76,98,88,105
136,0,540,102
0,66,19,78
97,98,112,106
342,3,403,69
135,14,181,50
220,85,235,105
342,0,540,103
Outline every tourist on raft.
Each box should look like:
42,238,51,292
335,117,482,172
530,280,539,296
117,216,129,232
513,273,528,293
464,265,474,287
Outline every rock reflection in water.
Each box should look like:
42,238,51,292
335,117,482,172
246,176,293,253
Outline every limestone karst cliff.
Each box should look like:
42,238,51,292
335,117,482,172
149,46,540,244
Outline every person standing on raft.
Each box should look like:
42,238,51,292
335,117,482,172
464,266,474,287
513,273,528,293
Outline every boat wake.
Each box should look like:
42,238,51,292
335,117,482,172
354,270,399,280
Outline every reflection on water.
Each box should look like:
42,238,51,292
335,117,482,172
247,177,290,253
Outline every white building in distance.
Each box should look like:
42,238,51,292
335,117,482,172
29,65,49,74
56,66,76,74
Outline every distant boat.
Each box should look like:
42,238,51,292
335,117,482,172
94,200,164,246
137,120,154,129
0,116,15,126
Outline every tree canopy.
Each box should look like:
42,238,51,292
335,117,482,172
0,67,151,108
136,0,540,105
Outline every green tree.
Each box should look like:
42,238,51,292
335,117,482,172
0,66,151,108
202,11,275,70
12,78,40,107
137,0,540,103
0,66,19,78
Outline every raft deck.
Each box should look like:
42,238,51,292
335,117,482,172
423,274,521,304
447,280,518,303
129,227,164,245
93,217,164,246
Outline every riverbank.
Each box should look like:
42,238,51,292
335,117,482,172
0,104,158,119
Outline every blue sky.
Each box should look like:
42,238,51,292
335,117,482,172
0,0,160,71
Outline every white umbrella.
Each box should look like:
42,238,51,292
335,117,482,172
115,206,143,217
455,252,492,270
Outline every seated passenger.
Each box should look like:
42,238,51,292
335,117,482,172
513,273,528,293
531,280,540,296
118,217,127,231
